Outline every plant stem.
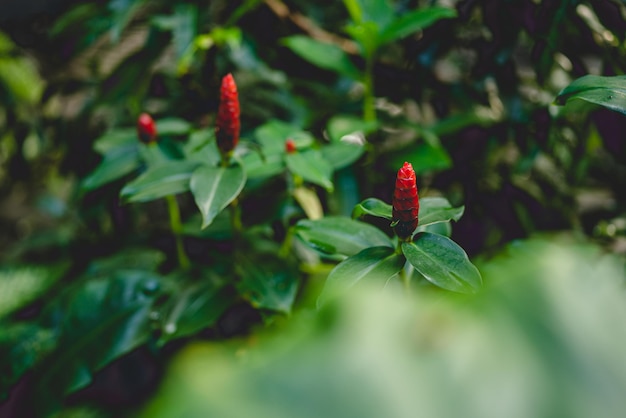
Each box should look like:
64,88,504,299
363,55,376,122
229,198,243,235
166,194,190,270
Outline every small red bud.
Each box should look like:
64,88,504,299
285,138,297,154
215,73,240,156
392,162,419,239
137,113,157,144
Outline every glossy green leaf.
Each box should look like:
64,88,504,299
317,246,404,307
242,152,285,180
296,216,393,257
159,280,235,345
352,198,392,220
321,142,364,170
419,197,464,227
82,146,140,190
236,253,299,314
402,233,481,293
190,163,246,228
282,36,361,79
35,270,164,400
120,161,200,202
0,264,67,320
156,117,193,136
378,7,457,45
555,75,626,115
326,115,378,142
286,150,334,192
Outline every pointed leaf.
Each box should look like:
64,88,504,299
286,149,334,192
158,280,235,345
419,197,464,226
190,163,246,228
402,232,482,293
292,186,324,220
93,128,136,154
82,146,140,190
555,75,626,115
282,35,361,79
120,161,200,202
317,246,405,307
321,142,364,170
296,216,392,257
236,253,300,314
379,7,457,45
352,197,392,220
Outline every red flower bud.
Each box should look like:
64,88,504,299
285,138,296,154
392,162,419,239
137,113,157,144
215,73,240,156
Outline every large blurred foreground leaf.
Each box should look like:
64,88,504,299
141,237,626,418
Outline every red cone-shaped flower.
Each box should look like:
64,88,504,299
137,113,157,144
392,162,419,240
215,73,240,157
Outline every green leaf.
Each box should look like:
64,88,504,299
389,142,452,174
402,233,482,293
352,198,392,220
286,150,334,192
296,216,393,257
190,163,246,228
158,280,235,345
93,129,137,154
343,0,394,28
236,253,300,314
82,145,140,191
321,142,364,170
242,152,285,180
555,75,626,116
120,160,200,202
0,264,67,320
419,197,464,227
317,246,405,307
282,35,361,79
255,119,315,153
345,21,380,57
326,115,379,142
35,270,164,400
156,117,193,136
378,7,457,45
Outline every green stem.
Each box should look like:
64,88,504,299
229,198,243,235
363,55,376,123
166,194,190,270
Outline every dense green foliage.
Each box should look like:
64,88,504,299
2,0,626,416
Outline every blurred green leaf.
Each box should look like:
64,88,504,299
286,150,334,192
419,197,464,227
402,233,481,292
321,142,364,170
159,279,235,345
389,142,452,174
93,129,137,154
378,7,457,45
35,270,164,401
326,115,378,142
236,253,299,314
255,119,315,153
296,216,393,256
0,49,43,105
190,163,246,228
343,0,393,28
282,36,361,79
120,161,200,202
156,118,193,136
352,197,392,220
555,74,626,116
82,146,140,191
0,264,67,320
318,246,404,307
